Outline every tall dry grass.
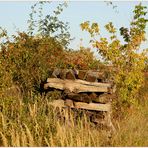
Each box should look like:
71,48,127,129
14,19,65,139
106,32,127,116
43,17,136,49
0,95,109,147
0,77,148,146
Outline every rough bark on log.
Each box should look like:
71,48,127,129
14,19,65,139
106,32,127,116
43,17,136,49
50,69,111,81
85,74,98,82
66,70,76,80
77,70,105,82
65,92,112,104
65,92,91,103
92,93,112,103
78,71,87,80
44,78,111,93
89,92,98,100
86,71,105,81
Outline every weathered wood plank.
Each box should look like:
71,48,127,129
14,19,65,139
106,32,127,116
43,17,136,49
45,78,111,93
74,79,111,87
47,78,111,87
74,102,111,112
48,99,111,112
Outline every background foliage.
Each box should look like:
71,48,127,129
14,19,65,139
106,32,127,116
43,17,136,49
81,3,148,107
27,2,71,47
0,32,100,97
0,2,148,147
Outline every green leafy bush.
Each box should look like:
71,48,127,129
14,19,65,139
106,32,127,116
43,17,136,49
80,3,148,107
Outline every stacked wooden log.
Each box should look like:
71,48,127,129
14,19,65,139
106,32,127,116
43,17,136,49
44,69,116,133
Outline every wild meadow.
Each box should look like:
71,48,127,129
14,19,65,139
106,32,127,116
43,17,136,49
0,76,148,146
0,2,148,147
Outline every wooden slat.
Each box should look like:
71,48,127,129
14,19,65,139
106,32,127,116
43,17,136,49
47,78,111,87
74,102,111,112
74,79,111,87
45,78,111,93
48,99,111,112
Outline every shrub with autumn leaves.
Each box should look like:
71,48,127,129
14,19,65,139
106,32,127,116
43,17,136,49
64,47,101,70
0,31,101,97
0,32,64,95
